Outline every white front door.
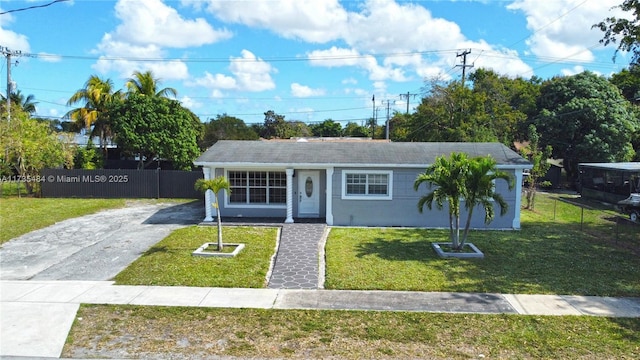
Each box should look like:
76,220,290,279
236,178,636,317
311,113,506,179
297,170,320,217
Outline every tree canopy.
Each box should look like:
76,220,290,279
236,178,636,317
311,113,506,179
594,0,640,66
532,71,638,180
200,114,258,149
108,93,202,170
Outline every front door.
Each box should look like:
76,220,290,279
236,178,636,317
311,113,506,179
297,170,320,217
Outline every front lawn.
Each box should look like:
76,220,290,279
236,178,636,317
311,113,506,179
63,305,640,359
114,226,279,288
325,193,640,296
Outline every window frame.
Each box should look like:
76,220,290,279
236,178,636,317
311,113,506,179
341,170,393,200
225,170,287,208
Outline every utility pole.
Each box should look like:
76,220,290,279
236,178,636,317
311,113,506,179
455,49,474,85
371,94,375,139
383,100,391,140
399,92,418,114
1,47,23,122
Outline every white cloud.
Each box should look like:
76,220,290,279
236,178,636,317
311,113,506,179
506,0,626,62
37,52,62,63
183,0,347,43
92,0,231,80
0,11,30,53
113,0,231,48
180,95,201,109
561,65,587,76
342,77,358,85
291,83,325,97
190,50,276,92
307,47,408,82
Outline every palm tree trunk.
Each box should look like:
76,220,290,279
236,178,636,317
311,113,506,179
214,195,223,251
461,207,475,248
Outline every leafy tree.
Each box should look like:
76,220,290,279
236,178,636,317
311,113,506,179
414,152,469,249
73,139,103,169
195,177,231,251
532,71,638,182
593,0,640,65
342,121,369,137
609,66,640,102
259,110,310,139
0,109,74,193
310,119,342,137
65,75,123,156
126,70,177,98
408,80,497,143
414,153,512,250
520,125,552,210
108,93,202,170
200,114,258,149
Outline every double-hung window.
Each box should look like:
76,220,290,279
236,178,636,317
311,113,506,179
342,170,392,200
228,171,286,205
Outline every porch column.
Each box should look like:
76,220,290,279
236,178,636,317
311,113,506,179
202,167,213,222
325,167,334,225
285,168,294,223
512,169,524,229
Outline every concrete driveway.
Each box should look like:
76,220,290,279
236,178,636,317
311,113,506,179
0,200,203,281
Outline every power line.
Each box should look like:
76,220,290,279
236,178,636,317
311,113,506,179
0,0,70,15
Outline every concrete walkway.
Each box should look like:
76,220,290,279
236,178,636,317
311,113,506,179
2,280,640,358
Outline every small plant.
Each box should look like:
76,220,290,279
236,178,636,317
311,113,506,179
195,176,231,251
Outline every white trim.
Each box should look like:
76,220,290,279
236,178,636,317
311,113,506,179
285,168,294,223
202,167,213,222
513,169,524,229
326,167,334,225
194,161,533,171
341,170,393,200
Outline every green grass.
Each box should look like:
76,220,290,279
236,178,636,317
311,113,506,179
64,305,640,359
0,197,125,245
114,226,278,288
325,193,640,296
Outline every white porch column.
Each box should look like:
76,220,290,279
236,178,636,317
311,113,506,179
325,167,334,225
512,169,524,229
202,167,213,222
285,168,294,223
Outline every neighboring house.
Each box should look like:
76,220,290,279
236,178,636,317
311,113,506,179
194,139,532,229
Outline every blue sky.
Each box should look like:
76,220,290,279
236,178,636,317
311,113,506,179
0,0,633,126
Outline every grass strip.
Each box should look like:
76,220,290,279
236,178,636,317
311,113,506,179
114,225,278,288
63,304,640,359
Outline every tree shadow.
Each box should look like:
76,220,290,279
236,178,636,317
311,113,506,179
354,229,448,262
142,200,203,225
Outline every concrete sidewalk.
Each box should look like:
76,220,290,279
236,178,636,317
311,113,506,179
2,280,640,358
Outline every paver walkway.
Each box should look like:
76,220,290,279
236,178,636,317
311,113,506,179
267,223,327,289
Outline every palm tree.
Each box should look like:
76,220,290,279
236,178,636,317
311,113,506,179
461,156,514,247
65,76,122,155
10,90,38,114
126,70,177,98
414,152,470,249
195,176,231,251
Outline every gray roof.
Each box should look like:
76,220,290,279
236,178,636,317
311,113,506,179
579,162,640,171
194,140,532,168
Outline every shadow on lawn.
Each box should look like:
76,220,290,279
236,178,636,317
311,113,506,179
354,229,447,262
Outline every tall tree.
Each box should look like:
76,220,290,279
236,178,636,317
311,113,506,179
126,70,177,98
532,71,638,182
310,119,342,137
108,93,201,170
65,75,122,156
200,114,258,149
593,0,640,65
342,121,369,137
609,66,640,102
